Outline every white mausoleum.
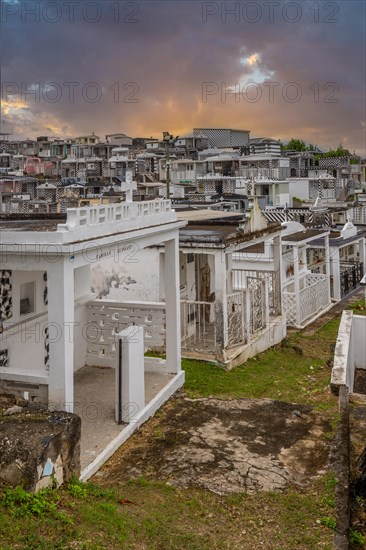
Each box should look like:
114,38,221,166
0,198,186,477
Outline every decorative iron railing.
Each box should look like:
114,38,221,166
340,262,364,297
232,269,281,316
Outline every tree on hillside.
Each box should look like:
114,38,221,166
281,138,307,152
321,144,351,157
281,139,321,152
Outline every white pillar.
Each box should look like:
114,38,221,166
273,235,282,315
115,326,145,423
293,245,301,326
164,237,181,374
324,235,331,303
47,259,74,412
159,251,165,301
359,237,365,271
227,252,233,294
264,279,270,327
332,248,341,301
214,251,228,357
244,288,251,340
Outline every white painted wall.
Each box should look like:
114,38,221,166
287,179,310,202
1,315,48,380
0,270,49,379
91,247,160,302
282,244,308,287
276,193,290,207
74,265,91,301
74,302,88,372
233,241,274,271
11,270,47,325
353,315,366,370
180,252,196,301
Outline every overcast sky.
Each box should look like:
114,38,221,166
1,0,365,153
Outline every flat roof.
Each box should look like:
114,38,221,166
311,229,366,248
176,210,243,222
240,155,287,161
282,229,328,243
179,222,280,247
0,214,66,232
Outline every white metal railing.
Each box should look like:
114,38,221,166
227,291,248,347
300,274,329,324
86,300,166,367
181,300,216,352
181,284,267,354
248,279,267,334
283,273,329,327
283,292,297,327
232,269,281,316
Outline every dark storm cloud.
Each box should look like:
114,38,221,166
1,0,365,153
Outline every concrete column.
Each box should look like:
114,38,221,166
159,251,165,301
359,237,365,271
293,245,301,326
273,235,282,315
226,252,233,294
324,235,331,303
244,288,251,341
214,251,228,357
264,279,270,327
331,248,341,301
164,237,181,374
115,326,145,423
74,264,91,299
47,258,75,412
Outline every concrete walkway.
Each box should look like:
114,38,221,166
74,366,174,470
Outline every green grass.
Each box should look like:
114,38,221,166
183,318,340,413
2,305,360,549
0,475,336,550
349,298,366,316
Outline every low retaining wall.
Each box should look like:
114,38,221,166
331,310,354,393
333,386,350,550
0,397,81,493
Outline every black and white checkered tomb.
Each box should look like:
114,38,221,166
0,270,13,320
43,272,48,306
0,349,9,368
44,326,50,371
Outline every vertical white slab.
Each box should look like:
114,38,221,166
331,247,341,301
115,326,145,423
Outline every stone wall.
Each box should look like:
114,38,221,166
0,395,81,493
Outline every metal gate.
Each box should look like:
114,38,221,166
340,262,363,297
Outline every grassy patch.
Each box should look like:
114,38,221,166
349,298,366,316
0,475,336,550
183,318,340,413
